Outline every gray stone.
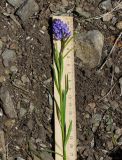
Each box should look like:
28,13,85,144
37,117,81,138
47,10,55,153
19,107,27,117
114,66,120,74
99,0,112,10
116,21,122,30
0,86,17,118
21,74,29,84
2,49,16,67
16,0,39,22
7,0,26,8
10,65,18,73
0,130,6,160
102,13,113,21
76,7,91,18
16,157,25,160
27,119,33,130
0,39,3,54
92,114,102,132
119,77,122,96
40,152,54,160
49,93,53,106
75,30,104,68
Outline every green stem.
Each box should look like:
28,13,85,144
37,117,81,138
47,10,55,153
63,145,66,160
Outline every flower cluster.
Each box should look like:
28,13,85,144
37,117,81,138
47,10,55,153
52,19,71,40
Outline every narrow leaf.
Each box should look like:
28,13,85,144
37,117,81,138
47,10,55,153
54,97,61,123
65,121,72,146
51,65,59,93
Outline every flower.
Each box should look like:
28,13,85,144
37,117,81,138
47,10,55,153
52,19,71,40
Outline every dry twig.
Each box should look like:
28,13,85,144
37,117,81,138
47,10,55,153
99,32,122,70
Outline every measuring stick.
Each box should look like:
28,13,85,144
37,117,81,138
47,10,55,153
53,16,77,160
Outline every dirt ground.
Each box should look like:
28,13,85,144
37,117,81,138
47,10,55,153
0,0,122,160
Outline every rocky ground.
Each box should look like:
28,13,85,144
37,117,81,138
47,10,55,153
0,0,122,160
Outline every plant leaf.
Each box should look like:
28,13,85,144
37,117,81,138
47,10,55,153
51,65,59,93
54,97,61,123
65,121,72,146
54,43,60,73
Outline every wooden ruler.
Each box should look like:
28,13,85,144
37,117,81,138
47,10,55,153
53,16,77,160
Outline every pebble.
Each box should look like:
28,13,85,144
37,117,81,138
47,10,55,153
0,130,6,160
119,77,122,96
27,119,33,130
76,7,91,18
116,21,122,30
10,65,18,73
75,30,104,68
114,66,120,74
0,76,6,83
4,119,15,128
102,13,113,22
16,0,39,22
99,0,112,10
0,39,3,54
7,0,26,8
92,114,102,132
62,0,68,7
16,157,25,160
49,93,53,106
21,74,30,84
39,152,54,160
107,141,113,150
29,102,35,113
0,86,17,118
0,108,3,117
19,107,27,118
2,49,16,67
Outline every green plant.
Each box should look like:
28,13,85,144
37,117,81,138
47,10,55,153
52,19,73,160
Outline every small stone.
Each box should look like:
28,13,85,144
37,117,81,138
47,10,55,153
27,119,33,130
0,39,3,49
29,102,35,113
0,108,3,117
39,152,54,160
0,76,6,83
119,77,122,96
21,74,29,84
0,86,17,118
62,0,68,7
102,13,113,21
76,7,91,18
16,157,25,160
0,130,6,160
0,39,3,54
7,0,26,8
4,119,15,128
110,101,119,109
16,0,39,22
114,66,120,74
10,66,18,73
115,128,122,139
49,93,53,106
116,21,122,30
99,0,112,10
92,114,102,132
2,49,16,67
107,141,113,150
75,30,104,68
19,107,27,118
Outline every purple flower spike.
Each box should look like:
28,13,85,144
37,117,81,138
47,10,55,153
52,19,71,40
